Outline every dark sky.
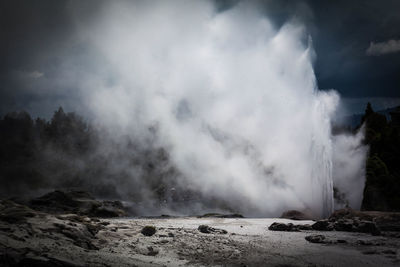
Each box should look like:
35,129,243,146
1,0,399,117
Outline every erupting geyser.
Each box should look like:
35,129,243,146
72,0,366,217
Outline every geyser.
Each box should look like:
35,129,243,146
70,0,366,217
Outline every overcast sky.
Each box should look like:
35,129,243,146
1,0,399,117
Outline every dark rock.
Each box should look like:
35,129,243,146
29,190,127,218
56,214,90,223
85,223,104,236
0,200,37,223
356,221,381,235
268,222,298,232
168,232,175,237
312,217,380,235
30,190,84,212
268,222,313,232
305,234,326,243
90,207,122,218
52,222,99,250
141,226,156,236
311,220,333,231
297,224,313,231
198,225,212,233
198,225,227,234
280,210,313,220
333,219,354,232
373,213,400,232
330,209,400,233
217,228,228,234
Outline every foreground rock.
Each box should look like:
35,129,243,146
270,218,380,235
312,219,365,233
0,200,107,266
270,208,400,236
141,225,157,236
268,222,312,231
330,208,400,231
198,224,228,234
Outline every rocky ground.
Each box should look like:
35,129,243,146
1,191,400,266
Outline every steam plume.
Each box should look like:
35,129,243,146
61,0,367,217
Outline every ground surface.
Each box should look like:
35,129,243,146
1,211,399,266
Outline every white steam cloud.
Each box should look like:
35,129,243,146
68,0,366,217
332,127,367,209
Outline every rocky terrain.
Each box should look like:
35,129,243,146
1,191,400,266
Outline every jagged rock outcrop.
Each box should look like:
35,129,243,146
28,190,127,218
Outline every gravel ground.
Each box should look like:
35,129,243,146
1,211,399,266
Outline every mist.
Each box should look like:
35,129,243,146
41,0,363,218
0,0,368,218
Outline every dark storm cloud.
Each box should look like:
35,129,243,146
0,0,74,117
307,0,400,97
0,0,108,117
0,0,399,117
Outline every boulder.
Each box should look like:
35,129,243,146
333,219,354,232
312,217,380,235
311,220,333,231
268,222,313,232
141,226,157,236
329,208,400,232
198,224,212,233
268,222,298,232
198,225,227,234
